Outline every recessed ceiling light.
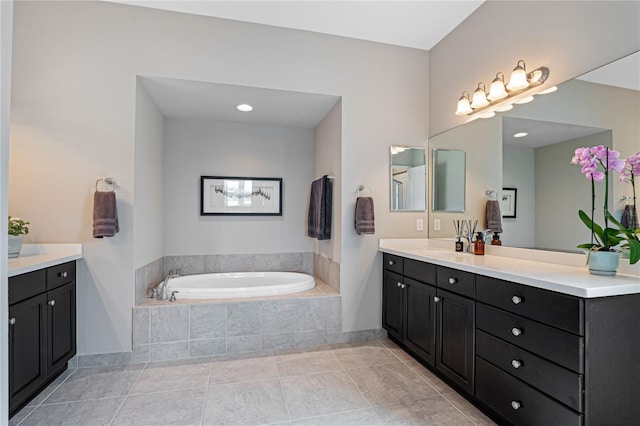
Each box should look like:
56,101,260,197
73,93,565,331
513,132,528,138
236,104,253,112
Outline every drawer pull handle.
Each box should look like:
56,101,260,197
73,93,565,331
434,297,441,303
511,327,523,337
397,282,402,288
448,277,457,284
400,284,406,289
9,318,16,325
511,359,522,369
389,260,395,266
512,295,523,305
511,401,522,410
58,271,68,278
48,300,56,306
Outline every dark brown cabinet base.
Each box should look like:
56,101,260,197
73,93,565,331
9,262,77,417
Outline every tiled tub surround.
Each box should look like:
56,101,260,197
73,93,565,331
135,252,340,304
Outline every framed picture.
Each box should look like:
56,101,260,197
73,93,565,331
501,188,517,218
201,176,283,216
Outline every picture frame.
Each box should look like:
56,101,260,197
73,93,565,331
500,187,517,218
201,176,283,216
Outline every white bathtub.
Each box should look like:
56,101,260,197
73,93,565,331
167,271,316,299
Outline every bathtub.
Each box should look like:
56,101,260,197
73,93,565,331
166,271,316,299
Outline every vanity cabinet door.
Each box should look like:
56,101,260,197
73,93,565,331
403,278,436,366
47,282,77,375
9,294,47,413
436,289,475,394
382,271,404,341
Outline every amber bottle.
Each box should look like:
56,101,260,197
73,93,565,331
474,232,485,255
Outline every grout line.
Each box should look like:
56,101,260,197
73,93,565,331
107,362,147,426
440,392,485,426
197,358,213,426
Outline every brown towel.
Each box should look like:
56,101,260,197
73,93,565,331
93,191,119,238
485,200,503,233
355,197,375,235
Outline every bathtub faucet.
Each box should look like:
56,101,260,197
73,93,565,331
157,270,181,300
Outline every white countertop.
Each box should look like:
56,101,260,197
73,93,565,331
8,244,83,277
379,239,640,298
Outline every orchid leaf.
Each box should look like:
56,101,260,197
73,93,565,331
578,209,604,245
629,238,640,265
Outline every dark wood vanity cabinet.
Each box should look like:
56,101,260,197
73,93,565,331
382,255,474,393
9,261,77,417
382,253,639,426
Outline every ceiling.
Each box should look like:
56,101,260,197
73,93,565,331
140,77,341,128
502,117,608,149
105,0,484,51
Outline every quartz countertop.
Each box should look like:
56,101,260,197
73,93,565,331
379,238,640,298
8,244,83,277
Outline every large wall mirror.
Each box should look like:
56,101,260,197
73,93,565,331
390,146,426,211
428,51,640,252
432,149,465,212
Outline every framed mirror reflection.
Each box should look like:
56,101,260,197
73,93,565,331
390,146,426,211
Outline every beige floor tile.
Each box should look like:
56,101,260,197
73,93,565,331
442,392,497,426
130,357,210,394
112,388,206,426
19,397,124,426
346,362,439,407
332,345,398,369
276,350,342,377
374,396,475,426
403,358,458,394
293,408,382,425
209,355,279,385
378,338,415,361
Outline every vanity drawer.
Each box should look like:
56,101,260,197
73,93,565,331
46,261,76,291
9,270,46,305
476,330,583,412
476,357,582,426
404,259,436,285
383,254,404,275
476,275,584,335
436,266,474,298
476,303,583,373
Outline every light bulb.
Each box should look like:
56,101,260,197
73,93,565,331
455,92,473,115
471,83,489,109
507,60,529,91
487,73,508,101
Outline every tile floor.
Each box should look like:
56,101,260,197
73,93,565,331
10,339,496,426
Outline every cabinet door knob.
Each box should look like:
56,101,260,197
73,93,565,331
397,282,402,288
388,260,395,266
511,359,522,369
58,271,68,278
512,295,523,305
511,327,523,337
9,317,16,325
433,297,441,303
448,277,457,284
400,284,406,289
48,300,56,306
511,400,522,410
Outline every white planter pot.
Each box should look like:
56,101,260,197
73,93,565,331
8,235,23,258
587,250,620,276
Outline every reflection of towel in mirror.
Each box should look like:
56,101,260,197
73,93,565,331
485,200,503,233
307,176,332,240
93,191,119,238
621,204,639,229
355,197,375,235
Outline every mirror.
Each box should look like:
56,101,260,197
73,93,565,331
428,51,639,252
390,146,426,211
432,149,465,212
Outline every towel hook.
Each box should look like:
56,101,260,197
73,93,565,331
485,189,497,200
96,177,115,192
357,185,371,197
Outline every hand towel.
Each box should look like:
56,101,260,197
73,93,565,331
355,197,375,235
307,176,333,240
485,200,503,233
93,191,119,238
621,204,639,230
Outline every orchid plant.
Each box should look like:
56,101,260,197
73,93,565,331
617,152,640,262
571,146,640,264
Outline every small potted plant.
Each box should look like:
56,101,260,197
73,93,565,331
8,216,29,258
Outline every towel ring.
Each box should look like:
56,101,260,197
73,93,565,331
357,185,370,197
96,177,115,192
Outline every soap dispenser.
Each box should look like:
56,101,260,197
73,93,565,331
491,232,502,246
473,232,485,255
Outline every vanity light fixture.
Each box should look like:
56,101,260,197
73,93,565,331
236,103,253,112
454,59,550,118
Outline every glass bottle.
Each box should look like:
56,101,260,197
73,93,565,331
474,232,485,255
491,232,502,245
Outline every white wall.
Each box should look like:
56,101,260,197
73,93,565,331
430,1,640,137
134,80,164,269
1,0,13,420
502,145,535,248
163,118,315,255
314,100,342,263
10,2,428,352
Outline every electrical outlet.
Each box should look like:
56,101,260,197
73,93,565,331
434,218,441,231
416,219,424,231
